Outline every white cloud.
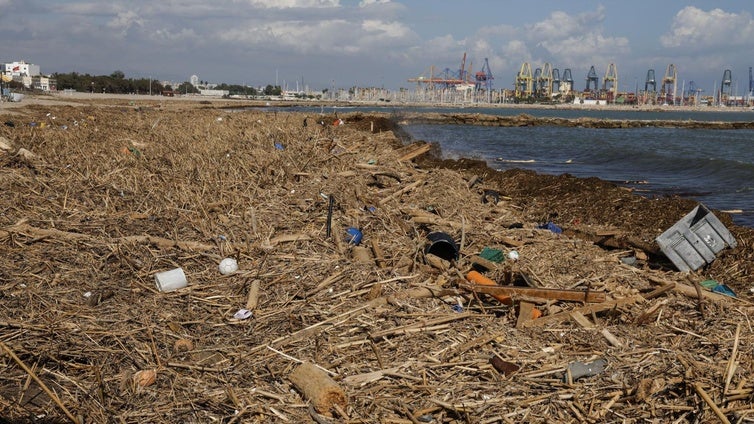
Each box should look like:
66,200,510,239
151,27,199,43
107,10,143,38
661,7,754,49
247,0,340,8
524,6,629,67
219,19,359,53
359,0,390,6
361,19,412,40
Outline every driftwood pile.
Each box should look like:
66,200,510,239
1,100,753,423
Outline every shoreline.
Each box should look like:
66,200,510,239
4,91,754,115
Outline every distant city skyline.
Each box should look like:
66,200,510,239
2,1,754,96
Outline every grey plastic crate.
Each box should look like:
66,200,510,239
655,204,737,272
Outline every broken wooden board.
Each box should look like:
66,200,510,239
460,283,607,303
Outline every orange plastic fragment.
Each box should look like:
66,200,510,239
466,270,513,305
531,307,542,319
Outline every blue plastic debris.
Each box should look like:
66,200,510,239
345,227,363,245
538,221,562,234
712,284,736,297
274,142,284,150
451,304,464,313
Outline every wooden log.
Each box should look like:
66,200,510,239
289,362,347,417
397,143,431,162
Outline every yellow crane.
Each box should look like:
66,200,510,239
515,62,533,98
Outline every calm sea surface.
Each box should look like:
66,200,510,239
276,105,754,228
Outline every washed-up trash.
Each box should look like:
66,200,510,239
507,250,520,261
274,142,284,150
466,270,512,305
656,204,737,272
345,227,363,245
154,268,187,292
481,189,500,205
218,257,239,275
425,231,459,261
620,256,638,266
451,304,464,313
489,355,520,376
712,284,736,297
233,309,253,320
538,221,562,234
479,247,504,263
701,280,736,297
566,358,607,382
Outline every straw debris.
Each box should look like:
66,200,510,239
1,99,753,423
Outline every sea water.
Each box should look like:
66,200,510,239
270,104,754,227
402,121,754,228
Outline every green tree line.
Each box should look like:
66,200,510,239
51,70,284,97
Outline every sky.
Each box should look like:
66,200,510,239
2,0,754,95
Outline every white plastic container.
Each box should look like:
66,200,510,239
154,268,187,292
656,204,737,272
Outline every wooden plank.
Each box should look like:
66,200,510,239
397,143,431,162
522,295,645,328
516,301,536,328
460,283,606,303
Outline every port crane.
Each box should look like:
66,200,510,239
474,58,493,92
660,64,677,105
644,69,656,92
552,68,561,94
585,66,599,91
720,69,733,105
560,69,574,94
408,52,474,89
537,63,553,98
602,63,618,100
515,62,533,98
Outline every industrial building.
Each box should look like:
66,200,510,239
406,55,753,107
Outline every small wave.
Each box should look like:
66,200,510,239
496,158,536,163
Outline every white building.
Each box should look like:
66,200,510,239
3,61,40,77
32,75,56,91
198,89,229,97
